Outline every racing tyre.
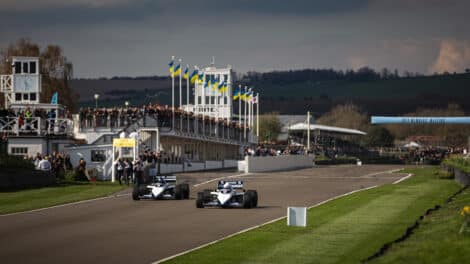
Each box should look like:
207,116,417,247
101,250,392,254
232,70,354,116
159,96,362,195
203,189,213,202
248,190,258,208
175,184,183,200
243,191,254,208
181,183,190,199
132,185,140,200
196,192,205,208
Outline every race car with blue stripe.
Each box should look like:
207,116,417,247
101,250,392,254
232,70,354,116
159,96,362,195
196,180,258,208
132,176,189,200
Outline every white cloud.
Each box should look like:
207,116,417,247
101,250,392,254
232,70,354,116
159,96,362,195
429,39,470,73
347,56,367,70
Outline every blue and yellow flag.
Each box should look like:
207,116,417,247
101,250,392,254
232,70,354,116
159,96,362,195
207,77,212,90
189,70,198,84
233,88,240,100
183,67,189,80
212,77,219,91
198,72,204,84
168,60,174,75
223,82,228,92
217,79,224,92
173,64,181,77
241,90,251,101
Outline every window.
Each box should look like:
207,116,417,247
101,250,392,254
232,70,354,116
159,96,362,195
15,93,22,101
29,61,36,74
23,93,29,100
30,93,37,101
23,62,28,74
91,150,107,162
14,62,21,74
11,147,28,155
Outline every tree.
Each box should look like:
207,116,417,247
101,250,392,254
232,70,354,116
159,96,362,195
364,126,394,147
258,112,282,143
316,103,369,132
0,38,77,111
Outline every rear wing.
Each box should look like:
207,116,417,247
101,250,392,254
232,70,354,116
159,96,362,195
153,175,177,183
218,180,243,189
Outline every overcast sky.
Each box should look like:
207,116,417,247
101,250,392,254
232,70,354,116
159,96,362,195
1,0,469,78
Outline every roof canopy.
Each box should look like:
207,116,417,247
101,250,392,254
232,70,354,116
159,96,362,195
288,123,367,136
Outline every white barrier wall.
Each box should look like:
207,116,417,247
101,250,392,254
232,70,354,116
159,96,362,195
205,160,223,170
244,155,314,173
224,159,238,168
184,162,205,172
160,164,183,174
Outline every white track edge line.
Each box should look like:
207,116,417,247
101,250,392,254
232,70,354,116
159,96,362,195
1,192,131,217
153,185,378,264
192,173,249,187
392,173,413,184
154,168,410,263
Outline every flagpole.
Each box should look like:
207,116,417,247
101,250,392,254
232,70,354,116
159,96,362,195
186,64,190,106
179,58,183,131
256,93,259,137
179,58,183,108
171,55,175,131
244,86,247,141
250,95,253,128
186,64,190,132
248,92,252,132
238,84,241,142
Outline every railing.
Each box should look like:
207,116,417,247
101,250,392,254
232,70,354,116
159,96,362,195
0,116,73,136
77,112,257,144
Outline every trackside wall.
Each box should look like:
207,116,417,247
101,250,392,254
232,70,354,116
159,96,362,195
244,155,314,173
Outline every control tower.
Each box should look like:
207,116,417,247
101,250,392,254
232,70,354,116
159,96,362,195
191,64,233,120
1,57,41,108
0,56,74,157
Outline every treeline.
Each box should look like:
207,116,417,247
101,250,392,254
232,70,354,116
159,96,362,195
239,67,469,84
76,76,168,81
76,66,433,82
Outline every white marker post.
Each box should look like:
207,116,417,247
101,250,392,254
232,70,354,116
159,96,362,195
287,207,307,227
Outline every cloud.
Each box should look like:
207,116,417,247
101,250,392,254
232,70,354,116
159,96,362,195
429,39,470,73
347,56,367,70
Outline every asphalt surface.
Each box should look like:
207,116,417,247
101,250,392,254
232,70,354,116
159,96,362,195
0,165,407,264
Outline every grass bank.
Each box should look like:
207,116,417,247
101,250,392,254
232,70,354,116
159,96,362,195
164,167,460,264
0,181,126,214
371,186,470,264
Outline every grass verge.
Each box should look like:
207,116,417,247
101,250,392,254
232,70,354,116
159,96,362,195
370,187,470,264
164,167,460,264
0,181,126,214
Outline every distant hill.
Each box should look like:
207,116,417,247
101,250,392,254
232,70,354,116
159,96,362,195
70,70,470,116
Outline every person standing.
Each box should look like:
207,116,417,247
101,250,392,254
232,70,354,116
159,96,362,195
115,158,124,185
124,159,133,186
133,159,143,185
38,156,52,176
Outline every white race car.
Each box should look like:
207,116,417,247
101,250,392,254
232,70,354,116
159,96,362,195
132,176,189,200
196,180,258,208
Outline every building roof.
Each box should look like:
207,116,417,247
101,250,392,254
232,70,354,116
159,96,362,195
288,122,367,136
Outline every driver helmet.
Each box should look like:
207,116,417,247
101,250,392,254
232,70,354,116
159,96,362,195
223,182,231,189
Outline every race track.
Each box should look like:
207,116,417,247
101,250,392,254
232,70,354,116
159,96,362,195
0,165,408,264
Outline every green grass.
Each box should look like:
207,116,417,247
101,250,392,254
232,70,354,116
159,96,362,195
0,181,126,214
165,167,460,264
371,187,470,264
